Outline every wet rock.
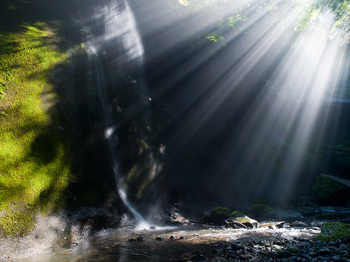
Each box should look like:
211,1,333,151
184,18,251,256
226,254,236,259
274,209,303,220
316,222,350,242
314,248,332,256
225,211,258,228
311,221,325,227
276,250,292,258
258,221,285,229
272,244,282,250
155,237,165,241
205,207,231,224
210,257,228,262
249,204,274,219
231,242,243,250
238,254,254,260
136,236,144,242
211,248,223,254
170,212,191,225
290,221,308,227
191,252,208,262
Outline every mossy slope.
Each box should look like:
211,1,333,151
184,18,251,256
0,18,72,237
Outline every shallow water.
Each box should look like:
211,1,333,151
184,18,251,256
22,224,321,261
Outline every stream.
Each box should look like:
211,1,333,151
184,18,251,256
21,224,324,261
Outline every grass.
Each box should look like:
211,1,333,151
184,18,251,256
0,21,72,237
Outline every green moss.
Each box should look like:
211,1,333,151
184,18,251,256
230,210,246,217
211,206,231,216
316,222,350,242
0,22,73,237
250,204,273,214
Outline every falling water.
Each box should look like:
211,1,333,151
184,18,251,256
81,0,149,228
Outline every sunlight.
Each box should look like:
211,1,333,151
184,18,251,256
136,0,349,204
263,11,348,197
85,0,144,65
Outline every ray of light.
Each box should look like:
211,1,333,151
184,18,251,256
131,0,350,204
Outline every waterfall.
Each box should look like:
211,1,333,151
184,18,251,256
80,0,150,228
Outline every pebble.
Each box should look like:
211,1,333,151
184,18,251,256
182,235,350,262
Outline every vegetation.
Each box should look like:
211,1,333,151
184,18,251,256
211,206,231,216
250,204,273,217
298,0,350,42
0,7,73,236
0,0,350,238
316,222,350,242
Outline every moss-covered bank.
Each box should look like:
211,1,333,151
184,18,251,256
0,19,74,236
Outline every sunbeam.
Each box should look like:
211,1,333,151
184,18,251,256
131,0,350,206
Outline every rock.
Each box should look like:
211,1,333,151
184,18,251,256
170,212,191,224
315,248,332,256
249,204,274,219
136,236,144,242
316,222,350,242
205,207,231,224
231,242,243,250
290,221,308,228
311,221,325,227
210,257,228,262
276,250,292,258
155,237,165,241
128,237,137,242
272,244,282,250
211,248,223,254
225,211,258,228
258,221,285,229
191,252,208,262
238,254,254,260
311,174,349,206
273,209,303,220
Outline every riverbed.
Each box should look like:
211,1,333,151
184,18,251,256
19,224,326,261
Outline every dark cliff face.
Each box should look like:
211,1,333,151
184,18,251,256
128,1,350,209
38,0,350,214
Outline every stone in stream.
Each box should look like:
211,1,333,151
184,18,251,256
225,211,258,228
290,221,308,228
258,221,285,229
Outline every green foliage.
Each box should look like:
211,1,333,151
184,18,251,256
316,222,350,242
211,206,231,216
297,0,350,41
206,33,224,43
250,204,273,215
229,210,246,217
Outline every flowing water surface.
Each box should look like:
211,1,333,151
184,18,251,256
23,225,321,261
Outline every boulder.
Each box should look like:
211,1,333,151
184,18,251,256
312,174,350,206
316,222,350,242
225,211,258,228
204,207,231,224
249,204,274,219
